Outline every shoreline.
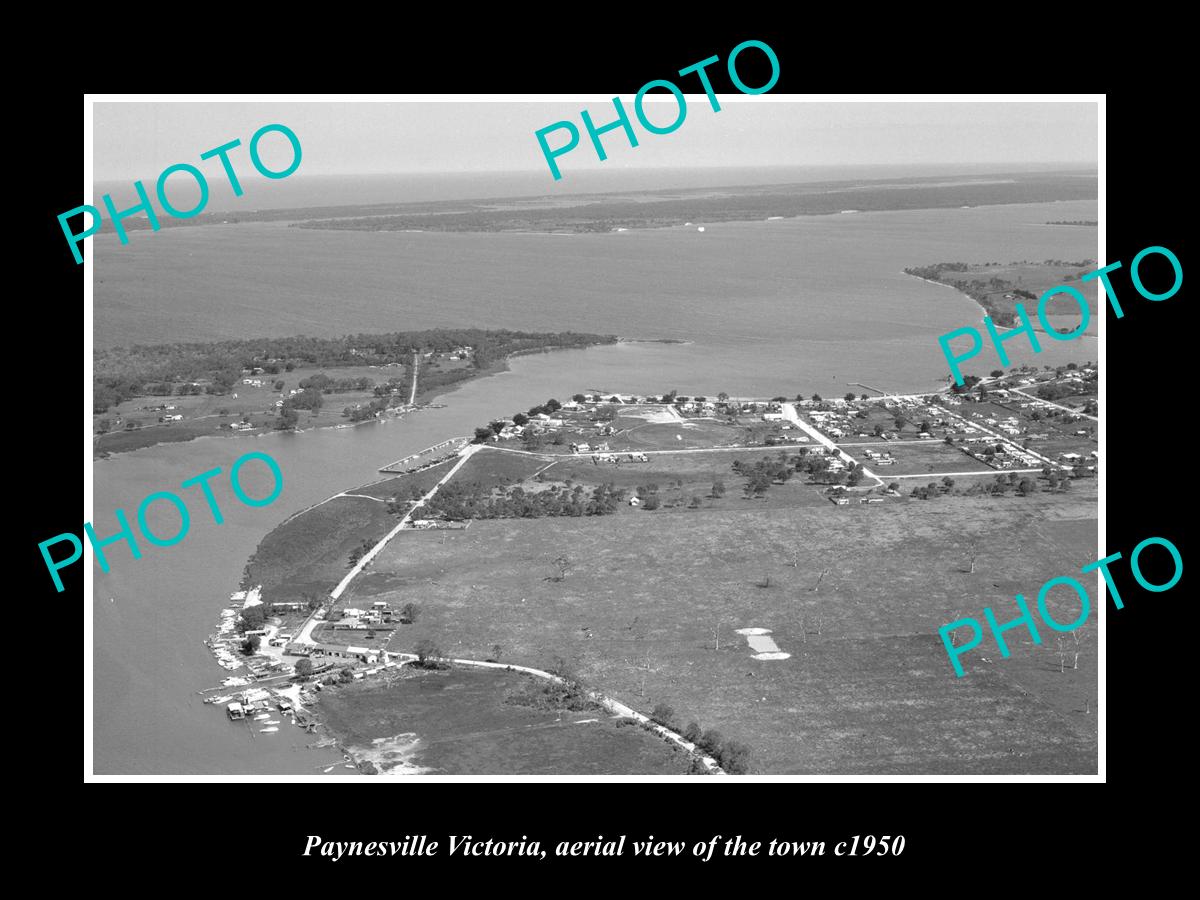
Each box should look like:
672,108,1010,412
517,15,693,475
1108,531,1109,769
93,344,600,462
902,269,1100,342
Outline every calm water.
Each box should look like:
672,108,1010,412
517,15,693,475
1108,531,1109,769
91,200,1098,773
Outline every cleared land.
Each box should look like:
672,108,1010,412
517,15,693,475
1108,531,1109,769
854,441,994,477
346,483,1098,774
315,667,693,774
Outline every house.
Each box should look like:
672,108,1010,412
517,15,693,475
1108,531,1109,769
762,412,784,421
570,442,591,454
629,496,641,507
226,702,245,720
831,497,850,506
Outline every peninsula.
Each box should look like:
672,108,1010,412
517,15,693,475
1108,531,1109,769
209,363,1099,775
94,328,616,456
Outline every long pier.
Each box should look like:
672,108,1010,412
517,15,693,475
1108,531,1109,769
379,436,471,474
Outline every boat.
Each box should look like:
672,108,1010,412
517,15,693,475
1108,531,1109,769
259,727,279,733
265,720,281,725
253,714,270,721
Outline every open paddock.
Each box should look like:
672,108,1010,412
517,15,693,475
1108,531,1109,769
349,488,1098,774
315,667,693,775
850,440,993,477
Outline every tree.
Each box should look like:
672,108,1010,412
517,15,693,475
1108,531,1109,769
240,605,266,631
717,392,729,401
473,426,494,443
990,369,1004,377
294,658,314,677
844,392,856,402
642,494,661,510
698,729,725,754
810,567,831,592
489,643,503,662
651,703,676,728
512,412,529,426
276,405,300,430
572,393,586,403
1018,478,1036,497
894,416,906,432
711,480,726,499
399,602,419,624
240,635,260,655
811,393,822,402
888,481,900,492
682,722,702,744
717,740,752,774
942,476,955,490
551,556,572,582
414,640,443,666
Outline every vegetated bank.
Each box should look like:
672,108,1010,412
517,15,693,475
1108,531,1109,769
93,328,616,455
903,259,1097,329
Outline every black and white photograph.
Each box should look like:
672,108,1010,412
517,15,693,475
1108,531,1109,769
78,93,1112,781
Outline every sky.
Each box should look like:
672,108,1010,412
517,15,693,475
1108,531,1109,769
92,99,1098,183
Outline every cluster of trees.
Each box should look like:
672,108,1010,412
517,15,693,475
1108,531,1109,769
413,640,449,669
1043,468,1075,492
276,388,326,429
731,456,792,497
347,538,376,567
424,480,624,520
510,656,597,712
342,395,398,423
1036,382,1080,401
298,373,374,393
654,709,750,775
94,330,615,412
950,374,982,393
472,398,563,444
905,262,1091,327
238,604,268,632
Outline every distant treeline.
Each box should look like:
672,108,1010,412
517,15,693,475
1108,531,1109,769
290,174,1097,235
1046,220,1097,226
94,328,615,412
95,172,1097,236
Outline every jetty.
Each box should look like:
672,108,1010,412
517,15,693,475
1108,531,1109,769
379,436,470,474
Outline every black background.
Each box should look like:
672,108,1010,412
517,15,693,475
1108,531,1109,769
35,21,1185,881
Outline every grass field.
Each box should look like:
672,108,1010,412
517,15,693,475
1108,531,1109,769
345,483,1098,774
315,666,694,774
243,495,397,599
611,420,750,451
543,448,830,512
855,441,994,477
